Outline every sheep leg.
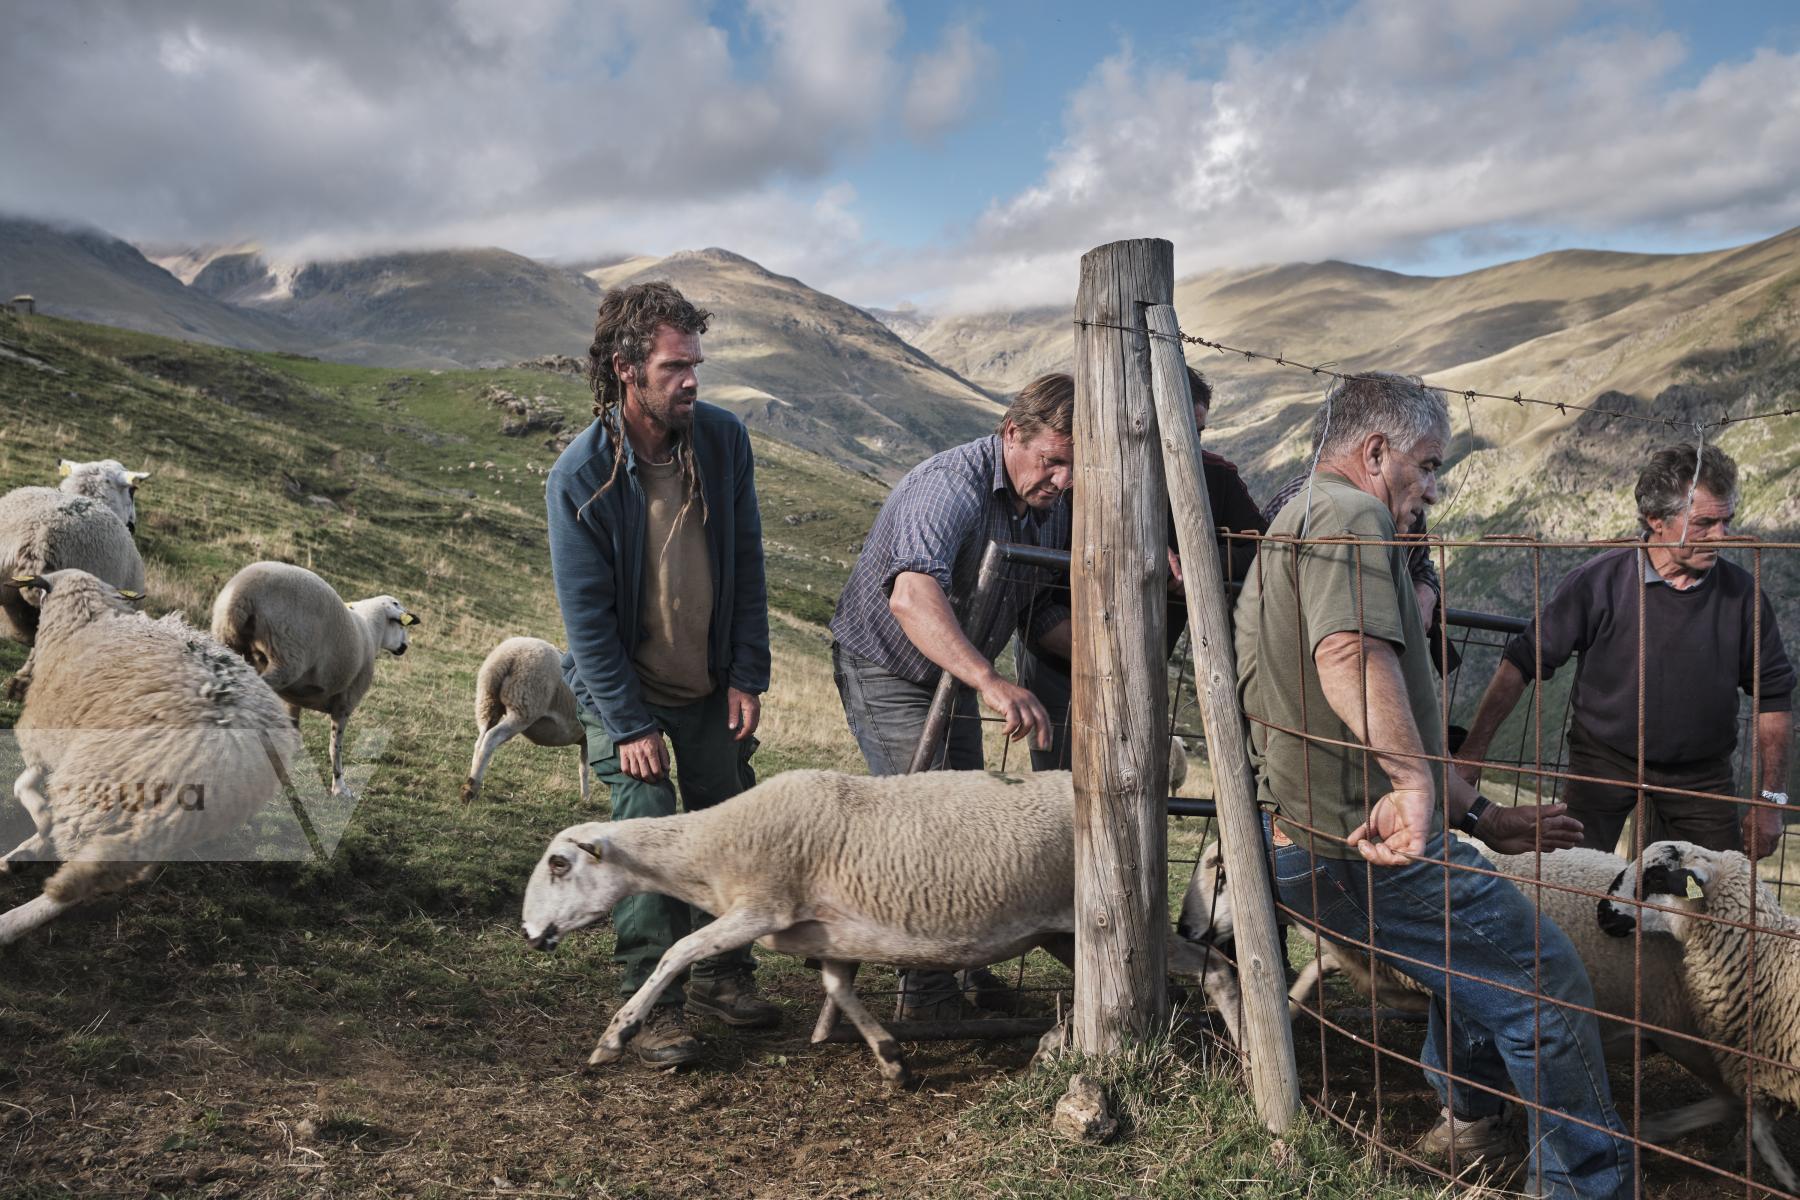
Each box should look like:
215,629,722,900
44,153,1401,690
328,710,353,798
461,714,524,803
1166,933,1245,1047
1638,1093,1737,1142
285,702,304,730
1286,956,1328,1016
810,960,860,1042
2,647,35,702
589,908,780,1067
1750,1107,1799,1194
0,893,73,945
11,765,50,831
814,959,911,1088
2,766,53,871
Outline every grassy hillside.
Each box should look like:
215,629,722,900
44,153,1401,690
0,313,1417,1198
585,248,1002,481
0,218,308,353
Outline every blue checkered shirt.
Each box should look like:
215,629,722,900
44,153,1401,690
831,434,1072,684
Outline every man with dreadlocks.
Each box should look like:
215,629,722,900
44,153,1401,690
546,281,776,1067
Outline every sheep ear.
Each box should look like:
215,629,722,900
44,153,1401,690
7,573,49,593
346,602,356,610
400,612,421,627
58,460,73,477
117,589,145,602
573,839,604,861
125,471,150,483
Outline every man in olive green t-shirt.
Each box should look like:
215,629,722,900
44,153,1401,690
1234,372,1629,1199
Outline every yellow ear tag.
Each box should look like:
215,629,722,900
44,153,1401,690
1686,876,1705,900
58,461,73,477
119,589,144,601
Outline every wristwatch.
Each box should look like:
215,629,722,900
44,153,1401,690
1456,795,1492,837
1762,790,1790,807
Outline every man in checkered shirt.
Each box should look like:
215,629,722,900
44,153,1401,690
829,372,1075,1019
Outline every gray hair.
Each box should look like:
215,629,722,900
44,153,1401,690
1635,443,1737,528
1313,372,1450,464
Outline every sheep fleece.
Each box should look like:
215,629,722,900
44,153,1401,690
667,769,1072,938
0,488,142,641
19,603,299,899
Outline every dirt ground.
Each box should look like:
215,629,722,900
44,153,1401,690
1,951,1042,1199
8,945,1794,1199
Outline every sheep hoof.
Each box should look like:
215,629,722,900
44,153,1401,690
1,674,27,703
459,779,479,804
587,1042,624,1068
330,780,359,801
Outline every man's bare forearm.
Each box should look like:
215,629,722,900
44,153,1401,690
1314,632,1437,795
1459,659,1528,764
1756,709,1792,796
888,572,1000,689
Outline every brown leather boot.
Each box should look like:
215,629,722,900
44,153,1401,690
686,974,782,1029
630,1005,703,1067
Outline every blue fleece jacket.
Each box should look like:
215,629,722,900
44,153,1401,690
545,402,770,745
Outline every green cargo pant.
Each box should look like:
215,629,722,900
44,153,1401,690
578,687,759,1006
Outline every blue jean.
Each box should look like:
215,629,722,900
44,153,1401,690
1272,833,1633,1200
1014,637,1072,773
830,644,983,776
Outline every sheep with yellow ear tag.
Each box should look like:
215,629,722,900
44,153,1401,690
209,561,420,799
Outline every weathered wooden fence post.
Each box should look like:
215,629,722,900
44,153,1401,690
1070,239,1172,1051
1145,303,1301,1134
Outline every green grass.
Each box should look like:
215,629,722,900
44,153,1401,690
938,1039,1427,1199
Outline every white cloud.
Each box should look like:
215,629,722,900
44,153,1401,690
927,1,1800,309
903,21,994,141
0,0,904,254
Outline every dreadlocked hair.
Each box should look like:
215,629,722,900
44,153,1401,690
584,282,715,542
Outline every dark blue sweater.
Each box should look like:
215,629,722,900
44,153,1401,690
1503,547,1793,763
545,403,770,745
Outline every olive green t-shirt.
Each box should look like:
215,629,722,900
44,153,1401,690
1234,474,1443,859
633,456,714,707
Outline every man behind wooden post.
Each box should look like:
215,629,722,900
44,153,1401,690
1236,372,1632,1198
546,281,776,1068
829,373,1075,1020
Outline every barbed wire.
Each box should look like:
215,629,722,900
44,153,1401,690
1074,319,1800,433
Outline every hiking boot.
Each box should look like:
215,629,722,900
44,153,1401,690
960,965,1022,1015
1415,1106,1519,1165
629,1005,704,1067
686,974,782,1029
894,989,983,1022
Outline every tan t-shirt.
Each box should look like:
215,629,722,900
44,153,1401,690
1234,473,1444,859
633,456,714,707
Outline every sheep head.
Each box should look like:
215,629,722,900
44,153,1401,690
522,823,633,950
59,458,148,533
349,595,420,656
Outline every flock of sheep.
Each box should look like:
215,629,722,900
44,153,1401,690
2,454,1797,1187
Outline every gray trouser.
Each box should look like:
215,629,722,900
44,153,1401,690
831,644,981,1005
1014,638,1073,772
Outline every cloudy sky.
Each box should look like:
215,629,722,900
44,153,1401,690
6,0,1799,310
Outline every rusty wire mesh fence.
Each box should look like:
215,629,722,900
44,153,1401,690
887,527,1798,1198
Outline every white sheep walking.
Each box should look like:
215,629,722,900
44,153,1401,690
1600,840,1800,1189
210,561,418,798
522,767,1239,1086
462,637,588,804
0,569,300,945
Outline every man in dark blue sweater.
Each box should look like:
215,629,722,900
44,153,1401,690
546,282,775,1066
1456,444,1794,858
